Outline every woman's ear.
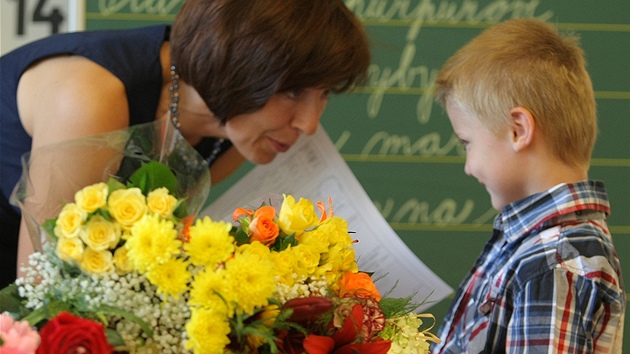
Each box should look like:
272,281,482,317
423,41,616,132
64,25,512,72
509,106,535,152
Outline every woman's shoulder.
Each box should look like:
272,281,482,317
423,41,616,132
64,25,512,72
18,55,129,143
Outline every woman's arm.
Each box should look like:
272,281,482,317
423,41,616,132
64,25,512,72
16,55,131,275
18,55,130,146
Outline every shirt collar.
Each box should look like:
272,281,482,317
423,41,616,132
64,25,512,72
495,180,610,244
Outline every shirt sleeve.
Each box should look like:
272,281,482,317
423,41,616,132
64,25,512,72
507,268,624,353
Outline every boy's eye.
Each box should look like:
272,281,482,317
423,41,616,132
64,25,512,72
457,139,469,151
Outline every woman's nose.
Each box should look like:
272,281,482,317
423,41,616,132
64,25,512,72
292,93,328,135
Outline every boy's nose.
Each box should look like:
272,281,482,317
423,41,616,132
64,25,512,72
464,159,472,176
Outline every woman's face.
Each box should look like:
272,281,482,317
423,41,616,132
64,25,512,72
224,88,330,164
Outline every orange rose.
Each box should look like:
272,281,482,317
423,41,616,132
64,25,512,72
232,207,253,222
249,206,279,246
339,271,381,301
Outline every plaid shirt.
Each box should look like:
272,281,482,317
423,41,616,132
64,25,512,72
432,180,625,353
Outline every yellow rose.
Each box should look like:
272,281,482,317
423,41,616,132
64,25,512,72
108,188,147,230
81,247,113,274
75,182,108,213
80,215,121,251
321,243,345,272
113,247,133,275
147,187,178,218
317,242,357,288
270,248,298,286
54,203,87,238
56,236,84,262
298,228,330,253
278,195,319,236
319,216,352,247
293,244,321,277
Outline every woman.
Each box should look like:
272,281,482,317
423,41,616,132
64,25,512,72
0,0,370,288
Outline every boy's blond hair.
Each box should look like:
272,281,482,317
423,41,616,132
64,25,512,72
434,18,597,168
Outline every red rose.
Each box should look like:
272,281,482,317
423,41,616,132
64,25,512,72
36,312,114,354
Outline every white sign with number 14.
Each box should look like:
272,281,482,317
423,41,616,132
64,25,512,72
1,0,83,55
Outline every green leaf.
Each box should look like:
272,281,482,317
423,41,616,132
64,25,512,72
42,218,58,241
274,233,298,251
23,298,72,327
95,304,154,339
105,328,126,347
239,217,251,233
106,177,127,194
173,197,188,219
233,227,251,246
0,284,31,320
128,161,178,196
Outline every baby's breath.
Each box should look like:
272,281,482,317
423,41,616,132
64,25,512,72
275,276,329,302
17,248,192,353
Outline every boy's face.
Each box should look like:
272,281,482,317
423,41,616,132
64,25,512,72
446,101,527,210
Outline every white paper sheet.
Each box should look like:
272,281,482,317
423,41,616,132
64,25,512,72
202,125,453,312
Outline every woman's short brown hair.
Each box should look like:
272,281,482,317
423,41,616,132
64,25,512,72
171,0,370,123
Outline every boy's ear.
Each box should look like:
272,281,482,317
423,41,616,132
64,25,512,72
509,107,535,151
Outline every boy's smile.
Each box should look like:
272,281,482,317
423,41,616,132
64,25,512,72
446,101,527,210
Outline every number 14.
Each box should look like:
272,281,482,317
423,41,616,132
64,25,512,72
11,0,65,35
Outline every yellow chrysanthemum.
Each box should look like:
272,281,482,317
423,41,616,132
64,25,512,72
185,216,234,268
185,307,231,354
146,257,191,300
236,241,271,261
224,252,275,315
125,214,181,273
189,269,232,314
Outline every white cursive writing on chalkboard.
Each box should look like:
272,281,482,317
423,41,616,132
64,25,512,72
348,0,554,121
367,51,438,124
98,0,183,15
361,130,463,156
375,197,475,224
345,0,552,23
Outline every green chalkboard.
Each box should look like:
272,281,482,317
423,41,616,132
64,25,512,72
85,0,629,349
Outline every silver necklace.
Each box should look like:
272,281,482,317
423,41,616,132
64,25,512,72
169,65,225,165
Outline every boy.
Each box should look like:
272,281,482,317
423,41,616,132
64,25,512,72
431,18,625,353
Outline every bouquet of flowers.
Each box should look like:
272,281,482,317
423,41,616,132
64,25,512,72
1,121,439,353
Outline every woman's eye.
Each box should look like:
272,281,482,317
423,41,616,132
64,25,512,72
287,89,304,99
